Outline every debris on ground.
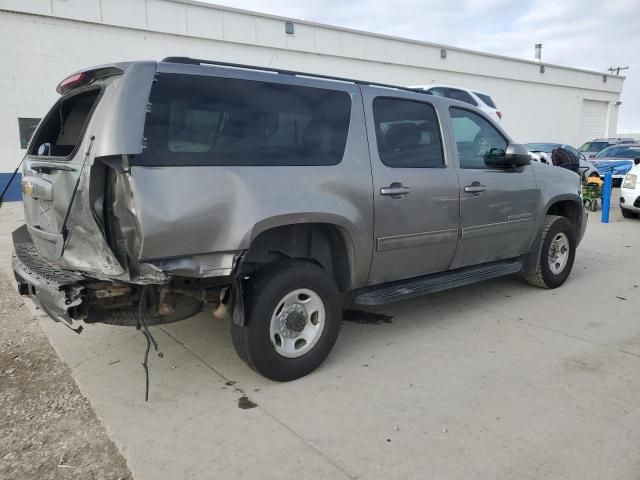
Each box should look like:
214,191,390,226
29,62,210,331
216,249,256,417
237,395,258,409
0,273,132,479
343,309,393,325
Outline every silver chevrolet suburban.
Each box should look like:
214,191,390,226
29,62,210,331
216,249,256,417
11,58,587,381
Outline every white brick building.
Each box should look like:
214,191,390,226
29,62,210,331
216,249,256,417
0,0,625,200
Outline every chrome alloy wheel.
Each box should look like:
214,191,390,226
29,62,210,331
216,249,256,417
269,288,325,358
548,232,570,275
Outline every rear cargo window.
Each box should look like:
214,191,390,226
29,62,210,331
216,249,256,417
136,73,351,166
473,92,496,108
29,88,101,158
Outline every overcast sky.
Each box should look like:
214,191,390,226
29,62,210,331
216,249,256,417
204,0,640,133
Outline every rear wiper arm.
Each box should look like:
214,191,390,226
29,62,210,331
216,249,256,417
58,135,95,257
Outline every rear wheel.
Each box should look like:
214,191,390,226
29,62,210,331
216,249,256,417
231,260,342,381
525,215,576,289
621,207,639,219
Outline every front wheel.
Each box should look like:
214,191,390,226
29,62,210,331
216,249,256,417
231,261,342,381
621,207,639,219
525,215,576,289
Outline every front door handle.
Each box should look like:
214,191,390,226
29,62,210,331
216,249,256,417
464,182,486,195
380,182,411,198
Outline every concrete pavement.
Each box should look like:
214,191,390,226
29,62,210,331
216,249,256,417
1,198,639,480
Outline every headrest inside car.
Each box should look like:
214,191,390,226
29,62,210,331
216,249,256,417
385,123,421,150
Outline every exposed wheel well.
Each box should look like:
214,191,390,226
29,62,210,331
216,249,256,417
546,200,582,232
242,224,353,292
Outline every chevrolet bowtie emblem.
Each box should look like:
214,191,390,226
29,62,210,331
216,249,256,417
22,181,34,196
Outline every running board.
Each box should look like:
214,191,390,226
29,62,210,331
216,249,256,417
354,258,523,306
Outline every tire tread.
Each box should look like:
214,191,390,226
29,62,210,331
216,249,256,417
231,260,341,380
525,215,563,289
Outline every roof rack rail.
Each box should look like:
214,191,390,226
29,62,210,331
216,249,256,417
161,56,422,94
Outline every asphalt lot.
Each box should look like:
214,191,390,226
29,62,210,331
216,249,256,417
1,196,639,480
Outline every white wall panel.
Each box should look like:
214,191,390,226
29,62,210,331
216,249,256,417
102,0,147,29
284,23,314,52
222,11,255,44
186,4,223,40
255,17,285,48
0,0,50,15
147,0,186,35
51,0,100,23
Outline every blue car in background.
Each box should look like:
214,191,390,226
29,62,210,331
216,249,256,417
591,144,640,185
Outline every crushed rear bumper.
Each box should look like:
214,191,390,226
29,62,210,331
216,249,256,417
12,225,86,324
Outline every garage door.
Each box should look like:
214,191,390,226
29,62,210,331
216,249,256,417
580,99,607,142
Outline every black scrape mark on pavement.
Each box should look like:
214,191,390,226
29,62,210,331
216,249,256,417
343,309,393,325
238,395,258,409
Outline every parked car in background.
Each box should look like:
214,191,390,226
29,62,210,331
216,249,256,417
526,143,597,178
591,144,640,185
620,159,640,218
12,57,587,382
579,138,636,158
411,84,502,122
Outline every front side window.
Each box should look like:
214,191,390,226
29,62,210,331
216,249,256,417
373,98,444,168
580,141,609,152
450,107,508,169
138,73,351,166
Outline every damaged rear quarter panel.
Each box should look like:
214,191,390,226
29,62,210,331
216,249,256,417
129,79,373,289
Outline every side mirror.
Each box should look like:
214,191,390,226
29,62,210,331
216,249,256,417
504,143,531,167
634,157,640,166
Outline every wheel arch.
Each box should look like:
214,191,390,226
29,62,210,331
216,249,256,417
241,216,357,293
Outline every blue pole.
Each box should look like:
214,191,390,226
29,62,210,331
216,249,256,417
601,172,612,223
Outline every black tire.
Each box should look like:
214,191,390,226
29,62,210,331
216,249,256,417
590,199,598,212
231,260,342,381
525,215,576,289
621,207,639,219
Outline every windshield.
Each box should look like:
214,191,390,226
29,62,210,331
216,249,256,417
526,143,559,153
579,141,609,152
595,146,640,159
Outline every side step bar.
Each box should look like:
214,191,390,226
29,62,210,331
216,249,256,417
354,258,523,306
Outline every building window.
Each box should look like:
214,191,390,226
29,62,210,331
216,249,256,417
18,117,41,149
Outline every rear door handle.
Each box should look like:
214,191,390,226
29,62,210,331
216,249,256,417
464,182,486,195
380,182,411,198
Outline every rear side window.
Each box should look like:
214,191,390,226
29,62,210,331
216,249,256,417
29,88,101,158
445,88,477,106
137,73,352,166
473,92,496,108
373,98,444,168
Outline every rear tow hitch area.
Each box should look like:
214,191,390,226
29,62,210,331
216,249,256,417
13,225,228,400
12,237,86,333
